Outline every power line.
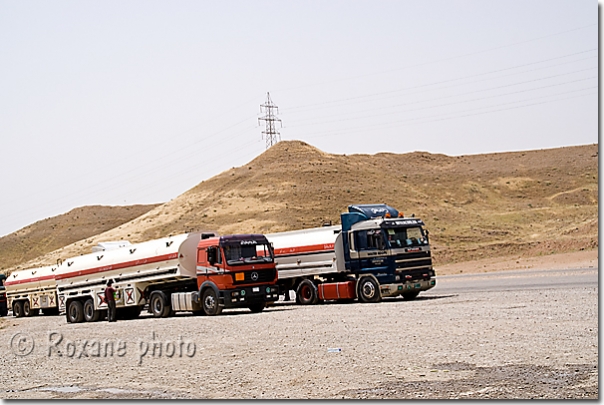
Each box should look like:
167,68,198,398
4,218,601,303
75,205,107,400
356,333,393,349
281,49,597,114
284,74,597,129
277,23,597,93
297,88,596,139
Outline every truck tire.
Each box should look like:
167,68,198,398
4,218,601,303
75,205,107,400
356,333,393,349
13,301,24,318
296,279,318,305
202,288,222,316
402,291,419,300
23,300,33,317
150,292,172,318
357,276,381,303
67,300,85,323
248,303,265,313
83,299,100,322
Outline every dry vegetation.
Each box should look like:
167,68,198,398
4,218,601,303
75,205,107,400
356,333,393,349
1,141,598,273
0,205,158,272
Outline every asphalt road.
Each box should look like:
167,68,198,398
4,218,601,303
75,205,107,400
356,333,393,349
0,266,598,399
425,267,598,295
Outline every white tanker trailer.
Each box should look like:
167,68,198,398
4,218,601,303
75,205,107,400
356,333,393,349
55,233,200,322
5,264,60,317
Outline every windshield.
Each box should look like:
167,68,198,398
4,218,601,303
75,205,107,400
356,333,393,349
386,227,428,248
223,242,273,265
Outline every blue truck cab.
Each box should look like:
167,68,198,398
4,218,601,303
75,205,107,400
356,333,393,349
340,204,436,299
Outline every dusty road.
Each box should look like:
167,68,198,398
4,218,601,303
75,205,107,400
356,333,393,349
0,266,598,399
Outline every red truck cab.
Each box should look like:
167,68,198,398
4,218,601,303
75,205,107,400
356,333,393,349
196,234,278,315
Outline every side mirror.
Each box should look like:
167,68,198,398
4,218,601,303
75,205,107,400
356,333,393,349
207,247,217,265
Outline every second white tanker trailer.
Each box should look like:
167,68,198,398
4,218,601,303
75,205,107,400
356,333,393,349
265,204,436,304
5,265,59,317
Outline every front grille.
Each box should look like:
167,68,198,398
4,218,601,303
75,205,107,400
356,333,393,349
396,258,433,270
399,251,431,260
232,268,276,284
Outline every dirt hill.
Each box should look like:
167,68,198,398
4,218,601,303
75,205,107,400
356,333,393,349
0,204,159,272
3,141,598,273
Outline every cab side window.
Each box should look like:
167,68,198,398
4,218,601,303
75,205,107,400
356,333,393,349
357,230,385,251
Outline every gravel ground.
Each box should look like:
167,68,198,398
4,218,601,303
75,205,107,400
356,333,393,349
0,272,597,399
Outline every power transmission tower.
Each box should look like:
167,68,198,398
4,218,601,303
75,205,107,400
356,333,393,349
259,92,282,149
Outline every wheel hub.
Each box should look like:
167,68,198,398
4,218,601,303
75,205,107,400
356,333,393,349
362,281,375,299
205,295,216,309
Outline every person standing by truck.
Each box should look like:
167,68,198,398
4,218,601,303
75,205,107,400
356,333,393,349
104,280,116,322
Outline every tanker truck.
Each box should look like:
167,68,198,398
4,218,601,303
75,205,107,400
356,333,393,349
56,232,278,322
4,265,60,317
265,204,436,304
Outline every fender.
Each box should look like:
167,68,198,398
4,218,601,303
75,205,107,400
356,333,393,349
198,281,221,305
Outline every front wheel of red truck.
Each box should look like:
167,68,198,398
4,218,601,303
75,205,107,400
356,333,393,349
202,288,222,316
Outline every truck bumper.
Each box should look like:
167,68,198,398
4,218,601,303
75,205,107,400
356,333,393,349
222,285,279,308
379,278,436,298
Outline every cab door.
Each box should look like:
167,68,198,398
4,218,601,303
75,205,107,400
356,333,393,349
355,229,389,275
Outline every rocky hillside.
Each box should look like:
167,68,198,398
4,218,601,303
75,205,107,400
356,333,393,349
0,204,159,272
3,141,598,272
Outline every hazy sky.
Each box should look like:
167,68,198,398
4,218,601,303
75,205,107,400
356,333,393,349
0,0,598,237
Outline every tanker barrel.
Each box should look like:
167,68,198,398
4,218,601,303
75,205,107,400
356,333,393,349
178,232,218,278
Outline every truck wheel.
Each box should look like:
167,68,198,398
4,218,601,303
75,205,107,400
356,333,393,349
202,288,222,316
402,291,419,300
83,299,100,322
13,301,24,318
67,300,84,323
296,279,318,305
248,303,265,313
150,292,172,318
23,300,33,317
357,276,381,303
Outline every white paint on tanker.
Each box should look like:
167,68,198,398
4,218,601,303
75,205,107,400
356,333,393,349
91,240,132,252
54,233,201,289
5,264,59,312
5,264,58,294
265,225,347,279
